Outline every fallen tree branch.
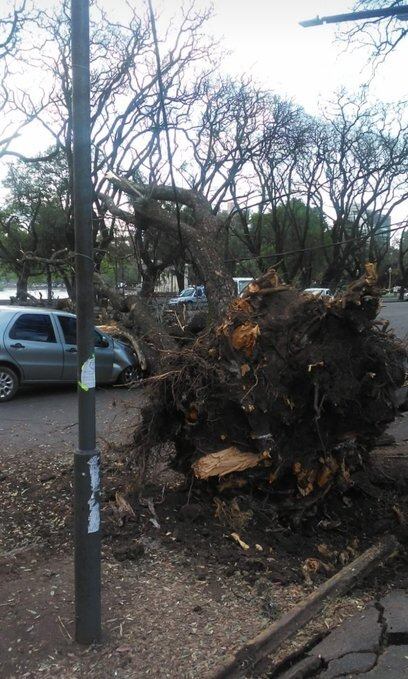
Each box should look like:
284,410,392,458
93,272,176,354
210,534,400,679
98,323,148,372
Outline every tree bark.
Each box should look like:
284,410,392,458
61,272,76,302
103,177,236,323
94,272,176,353
16,269,29,302
46,265,53,302
140,266,158,299
175,266,186,292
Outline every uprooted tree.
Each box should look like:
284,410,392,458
1,0,407,522
101,175,406,520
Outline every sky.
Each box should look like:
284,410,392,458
1,0,407,192
3,0,408,154
205,0,407,113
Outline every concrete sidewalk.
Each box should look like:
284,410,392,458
279,591,408,678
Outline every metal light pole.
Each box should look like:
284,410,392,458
388,266,392,292
300,5,408,27
71,0,101,644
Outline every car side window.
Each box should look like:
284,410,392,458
58,316,77,345
58,316,105,347
9,313,56,343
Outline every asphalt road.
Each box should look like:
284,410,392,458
0,301,406,461
0,384,142,459
379,301,408,340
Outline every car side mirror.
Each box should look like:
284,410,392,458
97,336,110,348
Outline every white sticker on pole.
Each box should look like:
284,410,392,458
79,355,96,391
88,455,100,534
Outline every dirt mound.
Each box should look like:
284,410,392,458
134,265,406,516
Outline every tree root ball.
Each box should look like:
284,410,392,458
134,265,406,512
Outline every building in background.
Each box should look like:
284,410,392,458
368,211,391,248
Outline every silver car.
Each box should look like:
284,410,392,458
0,306,140,401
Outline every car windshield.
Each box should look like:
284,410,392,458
179,288,195,297
237,281,251,294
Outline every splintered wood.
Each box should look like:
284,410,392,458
192,447,268,479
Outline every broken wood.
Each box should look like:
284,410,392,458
98,323,148,373
192,447,267,479
209,534,400,679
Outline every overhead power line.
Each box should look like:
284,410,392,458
227,220,408,264
300,5,408,28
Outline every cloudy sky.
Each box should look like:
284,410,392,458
2,0,407,159
203,0,407,112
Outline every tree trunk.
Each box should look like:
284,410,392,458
46,265,53,303
141,267,157,298
62,272,76,302
94,272,176,359
16,269,29,302
103,178,237,323
175,266,186,292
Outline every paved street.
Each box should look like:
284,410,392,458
0,301,406,463
0,384,142,459
379,301,408,340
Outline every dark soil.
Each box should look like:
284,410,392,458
135,268,407,519
1,441,408,678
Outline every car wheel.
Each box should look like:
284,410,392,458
117,365,140,385
0,366,19,402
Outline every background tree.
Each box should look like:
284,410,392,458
0,153,71,300
345,1,408,60
311,92,408,287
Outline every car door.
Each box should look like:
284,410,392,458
4,312,63,381
56,314,114,383
196,287,207,305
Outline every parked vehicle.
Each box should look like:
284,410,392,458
168,285,207,307
0,306,140,401
233,277,253,295
303,287,333,298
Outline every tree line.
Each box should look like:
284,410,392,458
0,0,407,304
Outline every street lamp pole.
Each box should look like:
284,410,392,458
71,0,101,644
300,5,408,27
388,266,392,292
